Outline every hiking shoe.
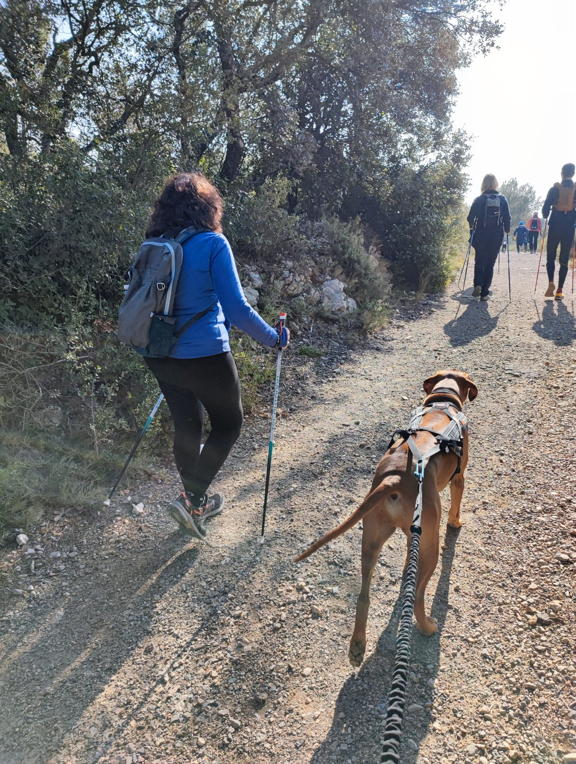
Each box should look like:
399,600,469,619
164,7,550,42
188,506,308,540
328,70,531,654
472,285,481,298
544,282,555,297
168,492,207,539
480,293,490,301
555,289,564,301
194,492,224,521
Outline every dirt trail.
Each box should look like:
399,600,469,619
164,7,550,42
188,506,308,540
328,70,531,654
1,253,575,764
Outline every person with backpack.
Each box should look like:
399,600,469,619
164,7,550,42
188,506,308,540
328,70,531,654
119,172,289,539
527,212,542,253
467,174,511,300
542,163,576,300
513,221,529,253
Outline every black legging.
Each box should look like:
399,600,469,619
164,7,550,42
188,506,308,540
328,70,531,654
528,230,539,252
145,352,243,499
473,235,501,297
546,225,575,290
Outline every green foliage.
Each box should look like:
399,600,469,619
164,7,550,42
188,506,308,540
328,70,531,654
299,345,324,358
500,178,542,227
0,429,124,530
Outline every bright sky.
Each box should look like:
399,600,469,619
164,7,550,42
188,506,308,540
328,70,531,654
453,0,576,204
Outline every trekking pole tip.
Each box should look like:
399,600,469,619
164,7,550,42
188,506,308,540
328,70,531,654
103,499,111,507
258,536,265,546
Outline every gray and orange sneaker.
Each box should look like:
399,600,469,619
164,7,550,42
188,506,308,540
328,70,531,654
555,289,564,301
167,491,224,538
544,282,555,297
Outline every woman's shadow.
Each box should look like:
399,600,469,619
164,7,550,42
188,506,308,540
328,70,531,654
532,299,575,346
444,295,505,347
310,526,461,764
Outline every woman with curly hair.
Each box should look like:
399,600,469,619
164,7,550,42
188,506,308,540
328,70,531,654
144,172,289,539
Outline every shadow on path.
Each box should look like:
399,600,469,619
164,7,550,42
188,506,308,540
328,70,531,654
532,299,575,347
309,525,461,764
444,299,507,347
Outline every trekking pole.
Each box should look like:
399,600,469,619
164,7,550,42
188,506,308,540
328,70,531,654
572,227,576,294
104,393,164,504
259,312,287,545
458,225,478,291
507,233,512,301
460,226,475,292
534,218,548,294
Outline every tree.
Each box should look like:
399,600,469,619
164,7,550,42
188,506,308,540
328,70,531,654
500,178,542,226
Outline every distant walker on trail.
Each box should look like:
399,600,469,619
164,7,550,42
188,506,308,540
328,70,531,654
527,211,542,254
513,221,529,253
541,162,576,301
467,174,511,301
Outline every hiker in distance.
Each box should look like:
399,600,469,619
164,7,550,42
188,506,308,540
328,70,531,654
467,174,511,301
527,211,542,254
542,163,576,300
143,172,289,539
513,221,529,253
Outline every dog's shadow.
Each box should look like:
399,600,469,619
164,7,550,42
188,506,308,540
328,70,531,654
310,525,461,764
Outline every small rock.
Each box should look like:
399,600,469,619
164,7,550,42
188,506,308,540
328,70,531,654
549,600,562,612
197,737,206,747
525,682,537,691
406,739,418,751
563,755,576,764
407,704,423,714
536,612,551,626
556,553,572,564
527,614,538,626
132,502,144,515
230,718,241,730
302,667,312,677
508,751,520,761
478,706,491,715
310,605,322,616
16,534,29,546
50,552,61,559
466,744,478,755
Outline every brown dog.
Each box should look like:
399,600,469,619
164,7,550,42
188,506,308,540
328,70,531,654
295,370,477,667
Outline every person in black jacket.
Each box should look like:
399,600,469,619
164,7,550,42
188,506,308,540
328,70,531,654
467,174,511,300
541,163,576,300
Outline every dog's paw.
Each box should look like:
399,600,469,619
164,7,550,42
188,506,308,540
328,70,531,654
417,616,438,637
447,516,463,528
348,639,366,667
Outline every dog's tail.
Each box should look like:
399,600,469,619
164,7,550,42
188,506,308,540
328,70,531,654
294,477,400,562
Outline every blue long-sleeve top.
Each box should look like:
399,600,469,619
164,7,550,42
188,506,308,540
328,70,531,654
170,231,277,358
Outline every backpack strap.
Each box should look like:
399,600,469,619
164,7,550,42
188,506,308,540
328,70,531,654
175,227,209,246
174,299,218,339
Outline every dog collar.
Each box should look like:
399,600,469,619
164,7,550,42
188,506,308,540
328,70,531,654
423,387,463,411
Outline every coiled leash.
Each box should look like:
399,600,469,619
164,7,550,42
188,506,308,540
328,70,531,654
380,402,466,763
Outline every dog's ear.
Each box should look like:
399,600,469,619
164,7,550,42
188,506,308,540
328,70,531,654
423,372,444,394
451,370,478,402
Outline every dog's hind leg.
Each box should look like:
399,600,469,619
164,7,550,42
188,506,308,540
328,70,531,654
414,492,441,636
448,472,465,528
349,517,395,668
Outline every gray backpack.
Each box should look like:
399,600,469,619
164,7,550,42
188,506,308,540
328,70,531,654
118,228,216,357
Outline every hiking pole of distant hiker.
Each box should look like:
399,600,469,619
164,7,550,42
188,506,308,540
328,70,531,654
259,312,287,544
572,225,576,294
105,393,164,504
534,217,548,294
460,222,475,292
507,233,512,301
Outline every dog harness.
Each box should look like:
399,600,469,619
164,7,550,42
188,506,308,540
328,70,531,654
386,394,468,480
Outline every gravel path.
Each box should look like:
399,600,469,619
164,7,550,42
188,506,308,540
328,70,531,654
1,252,575,764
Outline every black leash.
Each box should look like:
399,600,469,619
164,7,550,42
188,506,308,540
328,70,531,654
380,448,426,763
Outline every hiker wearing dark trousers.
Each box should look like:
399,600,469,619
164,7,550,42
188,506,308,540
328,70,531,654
527,212,542,253
542,163,576,300
514,222,529,253
467,174,511,301
143,172,289,539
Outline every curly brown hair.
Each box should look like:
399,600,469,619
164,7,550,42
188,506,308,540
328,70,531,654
146,172,224,238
